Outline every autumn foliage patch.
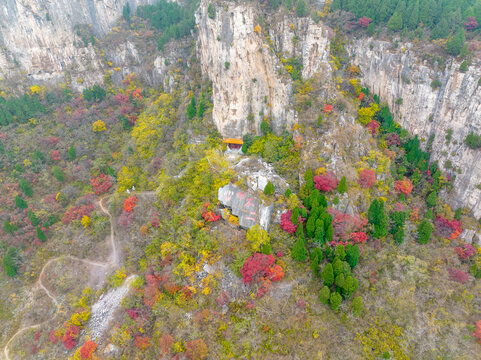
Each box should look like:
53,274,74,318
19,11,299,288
394,178,413,196
123,196,138,212
454,244,476,260
280,210,301,233
314,171,339,192
90,174,113,195
358,169,376,188
80,340,98,359
448,268,469,284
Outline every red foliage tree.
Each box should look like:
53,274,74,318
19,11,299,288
358,16,373,28
123,196,138,212
358,92,365,101
135,336,151,351
80,340,98,359
349,231,368,244
367,120,380,135
435,216,462,239
394,178,413,196
474,320,481,343
359,169,376,188
448,268,469,284
62,204,95,224
328,207,368,242
240,253,275,284
202,203,220,222
314,171,339,192
185,338,208,360
126,308,138,319
465,17,478,30
454,244,476,260
280,210,300,233
62,324,80,350
90,174,113,195
159,334,174,354
386,133,401,147
49,330,59,344
51,150,61,161
324,104,333,113
268,264,285,282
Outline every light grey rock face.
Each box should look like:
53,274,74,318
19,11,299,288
218,183,273,230
196,0,294,137
0,0,156,87
349,40,481,217
195,1,331,137
233,157,289,194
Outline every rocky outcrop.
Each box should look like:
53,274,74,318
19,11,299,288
195,1,331,137
218,183,273,230
196,1,481,217
196,1,294,137
0,0,156,88
349,40,481,217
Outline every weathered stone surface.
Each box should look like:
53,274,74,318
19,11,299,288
348,40,481,217
0,0,157,87
234,157,289,194
218,183,273,230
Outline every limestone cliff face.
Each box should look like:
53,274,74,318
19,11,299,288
0,0,156,87
195,0,330,137
349,40,481,217
195,1,481,217
196,1,293,137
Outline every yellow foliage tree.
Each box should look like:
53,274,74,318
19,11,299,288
92,120,107,132
131,93,175,159
254,25,262,33
358,103,379,125
81,215,91,228
246,224,270,252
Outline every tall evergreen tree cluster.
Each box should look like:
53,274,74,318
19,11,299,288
136,0,199,50
333,0,478,54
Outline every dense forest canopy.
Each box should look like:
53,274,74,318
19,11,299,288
332,0,481,35
135,0,199,50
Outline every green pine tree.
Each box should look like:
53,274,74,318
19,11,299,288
291,207,300,225
426,191,437,207
321,263,334,287
53,166,65,182
187,97,196,119
446,28,466,56
368,199,379,225
346,244,360,269
19,178,33,197
387,12,403,32
366,21,375,36
351,296,363,316
36,226,47,242
306,216,316,238
28,209,39,227
263,181,275,195
374,201,389,238
319,286,331,304
310,248,323,276
329,291,342,311
14,196,27,209
2,247,18,277
68,146,76,161
337,176,347,194
417,220,433,244
292,234,307,262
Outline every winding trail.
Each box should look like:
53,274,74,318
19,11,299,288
2,195,127,360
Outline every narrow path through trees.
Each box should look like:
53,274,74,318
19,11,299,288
2,195,131,360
